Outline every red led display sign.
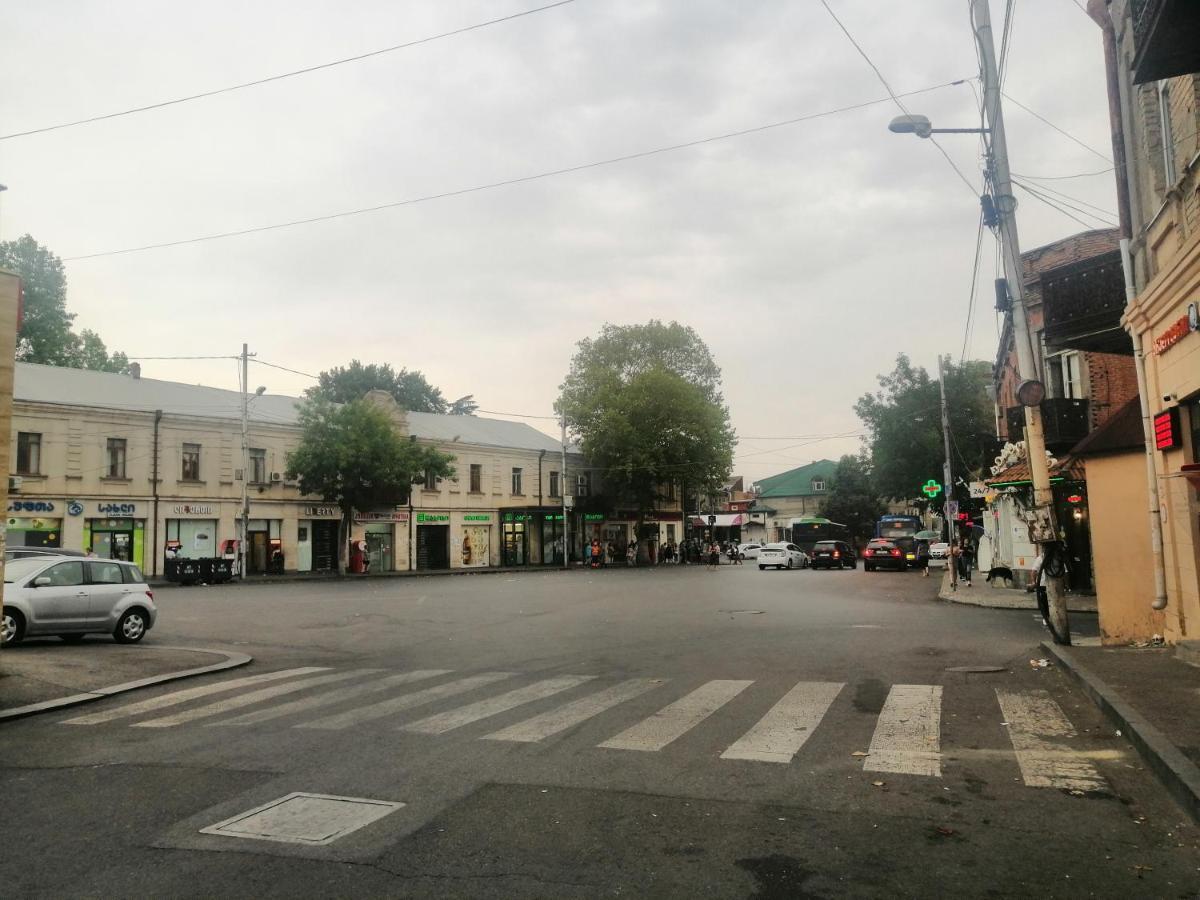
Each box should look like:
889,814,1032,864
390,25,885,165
1153,408,1181,451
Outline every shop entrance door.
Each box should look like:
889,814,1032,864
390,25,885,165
366,530,393,572
503,521,526,566
248,531,269,573
311,521,338,571
416,525,449,570
93,530,134,562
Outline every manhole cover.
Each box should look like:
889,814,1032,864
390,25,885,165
200,792,404,845
944,666,1007,674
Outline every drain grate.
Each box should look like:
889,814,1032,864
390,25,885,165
200,792,404,846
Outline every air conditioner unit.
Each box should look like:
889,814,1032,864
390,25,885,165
9,475,22,493
270,472,282,482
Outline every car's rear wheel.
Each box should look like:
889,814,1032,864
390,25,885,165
3,609,26,646
113,608,148,644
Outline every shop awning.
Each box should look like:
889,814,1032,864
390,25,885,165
690,514,746,527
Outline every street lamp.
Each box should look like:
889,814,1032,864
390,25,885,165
887,114,989,138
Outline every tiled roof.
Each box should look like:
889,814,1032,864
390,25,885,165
985,455,1086,485
1022,228,1120,282
753,459,837,498
13,362,565,453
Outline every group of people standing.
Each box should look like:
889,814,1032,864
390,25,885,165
580,537,744,569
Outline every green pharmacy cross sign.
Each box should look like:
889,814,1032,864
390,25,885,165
921,479,943,499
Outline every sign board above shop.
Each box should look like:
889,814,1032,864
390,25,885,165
301,506,341,518
96,502,138,517
171,503,215,516
354,510,410,523
8,500,57,514
1153,303,1199,355
416,512,450,523
462,514,492,522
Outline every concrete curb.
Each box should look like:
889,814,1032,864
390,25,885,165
0,646,253,722
1041,640,1200,823
937,570,1096,613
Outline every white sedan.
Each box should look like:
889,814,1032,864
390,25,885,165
737,543,764,559
757,542,810,570
928,542,950,565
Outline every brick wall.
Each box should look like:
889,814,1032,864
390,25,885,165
1084,351,1139,429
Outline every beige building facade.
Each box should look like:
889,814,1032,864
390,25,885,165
8,363,585,577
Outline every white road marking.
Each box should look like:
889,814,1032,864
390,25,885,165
995,688,1106,791
721,681,844,763
134,670,377,728
213,670,452,726
61,667,332,725
483,679,664,743
298,672,516,730
402,675,596,735
863,684,943,777
598,680,754,752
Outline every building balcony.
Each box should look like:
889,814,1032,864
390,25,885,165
1005,398,1091,451
1131,0,1200,84
1040,250,1130,354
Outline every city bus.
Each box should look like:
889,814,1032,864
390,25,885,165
788,517,850,554
874,514,924,566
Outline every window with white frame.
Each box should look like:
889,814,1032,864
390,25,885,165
511,467,523,495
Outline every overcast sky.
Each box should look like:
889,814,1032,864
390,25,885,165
0,0,1117,485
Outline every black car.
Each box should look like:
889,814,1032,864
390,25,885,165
863,539,906,572
810,540,856,569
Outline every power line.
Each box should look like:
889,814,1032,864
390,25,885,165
960,209,986,364
251,358,319,379
1011,175,1116,219
476,409,559,420
817,0,978,197
1011,166,1114,180
997,0,1017,89
0,1,580,141
62,77,969,261
1011,179,1108,229
1001,92,1113,162
122,354,238,361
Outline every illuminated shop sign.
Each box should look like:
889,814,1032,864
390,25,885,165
1153,408,1181,451
8,500,56,513
416,512,450,523
96,502,138,516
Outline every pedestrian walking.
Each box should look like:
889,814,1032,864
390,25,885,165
707,541,720,571
959,537,974,586
626,541,637,567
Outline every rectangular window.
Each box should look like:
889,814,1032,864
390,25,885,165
106,438,127,479
249,448,267,484
470,464,482,493
576,472,590,497
549,471,560,497
1158,80,1177,186
16,432,41,475
424,468,438,491
511,467,523,495
664,481,676,500
181,443,201,481
1062,352,1083,399
812,480,826,493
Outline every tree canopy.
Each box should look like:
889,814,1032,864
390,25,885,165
820,455,886,545
285,400,455,570
854,354,995,505
0,234,128,372
559,321,734,517
306,359,474,414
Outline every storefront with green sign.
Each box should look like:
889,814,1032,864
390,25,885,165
414,511,451,570
501,508,568,566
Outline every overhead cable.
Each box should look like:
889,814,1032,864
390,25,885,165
0,1,580,141
62,77,969,261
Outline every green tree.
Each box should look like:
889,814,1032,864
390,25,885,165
285,399,455,572
448,394,479,416
306,360,450,413
854,354,995,506
0,234,129,371
559,322,735,553
820,454,886,546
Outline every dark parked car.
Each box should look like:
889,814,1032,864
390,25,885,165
810,540,856,569
863,539,907,572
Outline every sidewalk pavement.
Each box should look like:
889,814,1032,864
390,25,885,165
0,642,251,721
1043,641,1200,823
935,566,1098,613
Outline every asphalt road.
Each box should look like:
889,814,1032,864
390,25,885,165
3,563,1198,899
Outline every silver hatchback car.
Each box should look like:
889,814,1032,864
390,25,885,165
2,556,157,645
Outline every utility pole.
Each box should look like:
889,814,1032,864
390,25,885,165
972,0,1069,642
560,414,569,570
240,343,249,582
938,355,957,589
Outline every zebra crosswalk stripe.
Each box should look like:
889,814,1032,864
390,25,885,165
721,681,844,763
134,670,379,728
60,667,332,726
863,684,943,777
298,672,517,730
483,678,665,743
213,670,453,726
995,688,1106,791
598,680,754,753
403,676,597,735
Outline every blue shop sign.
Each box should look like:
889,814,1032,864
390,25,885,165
7,500,56,514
